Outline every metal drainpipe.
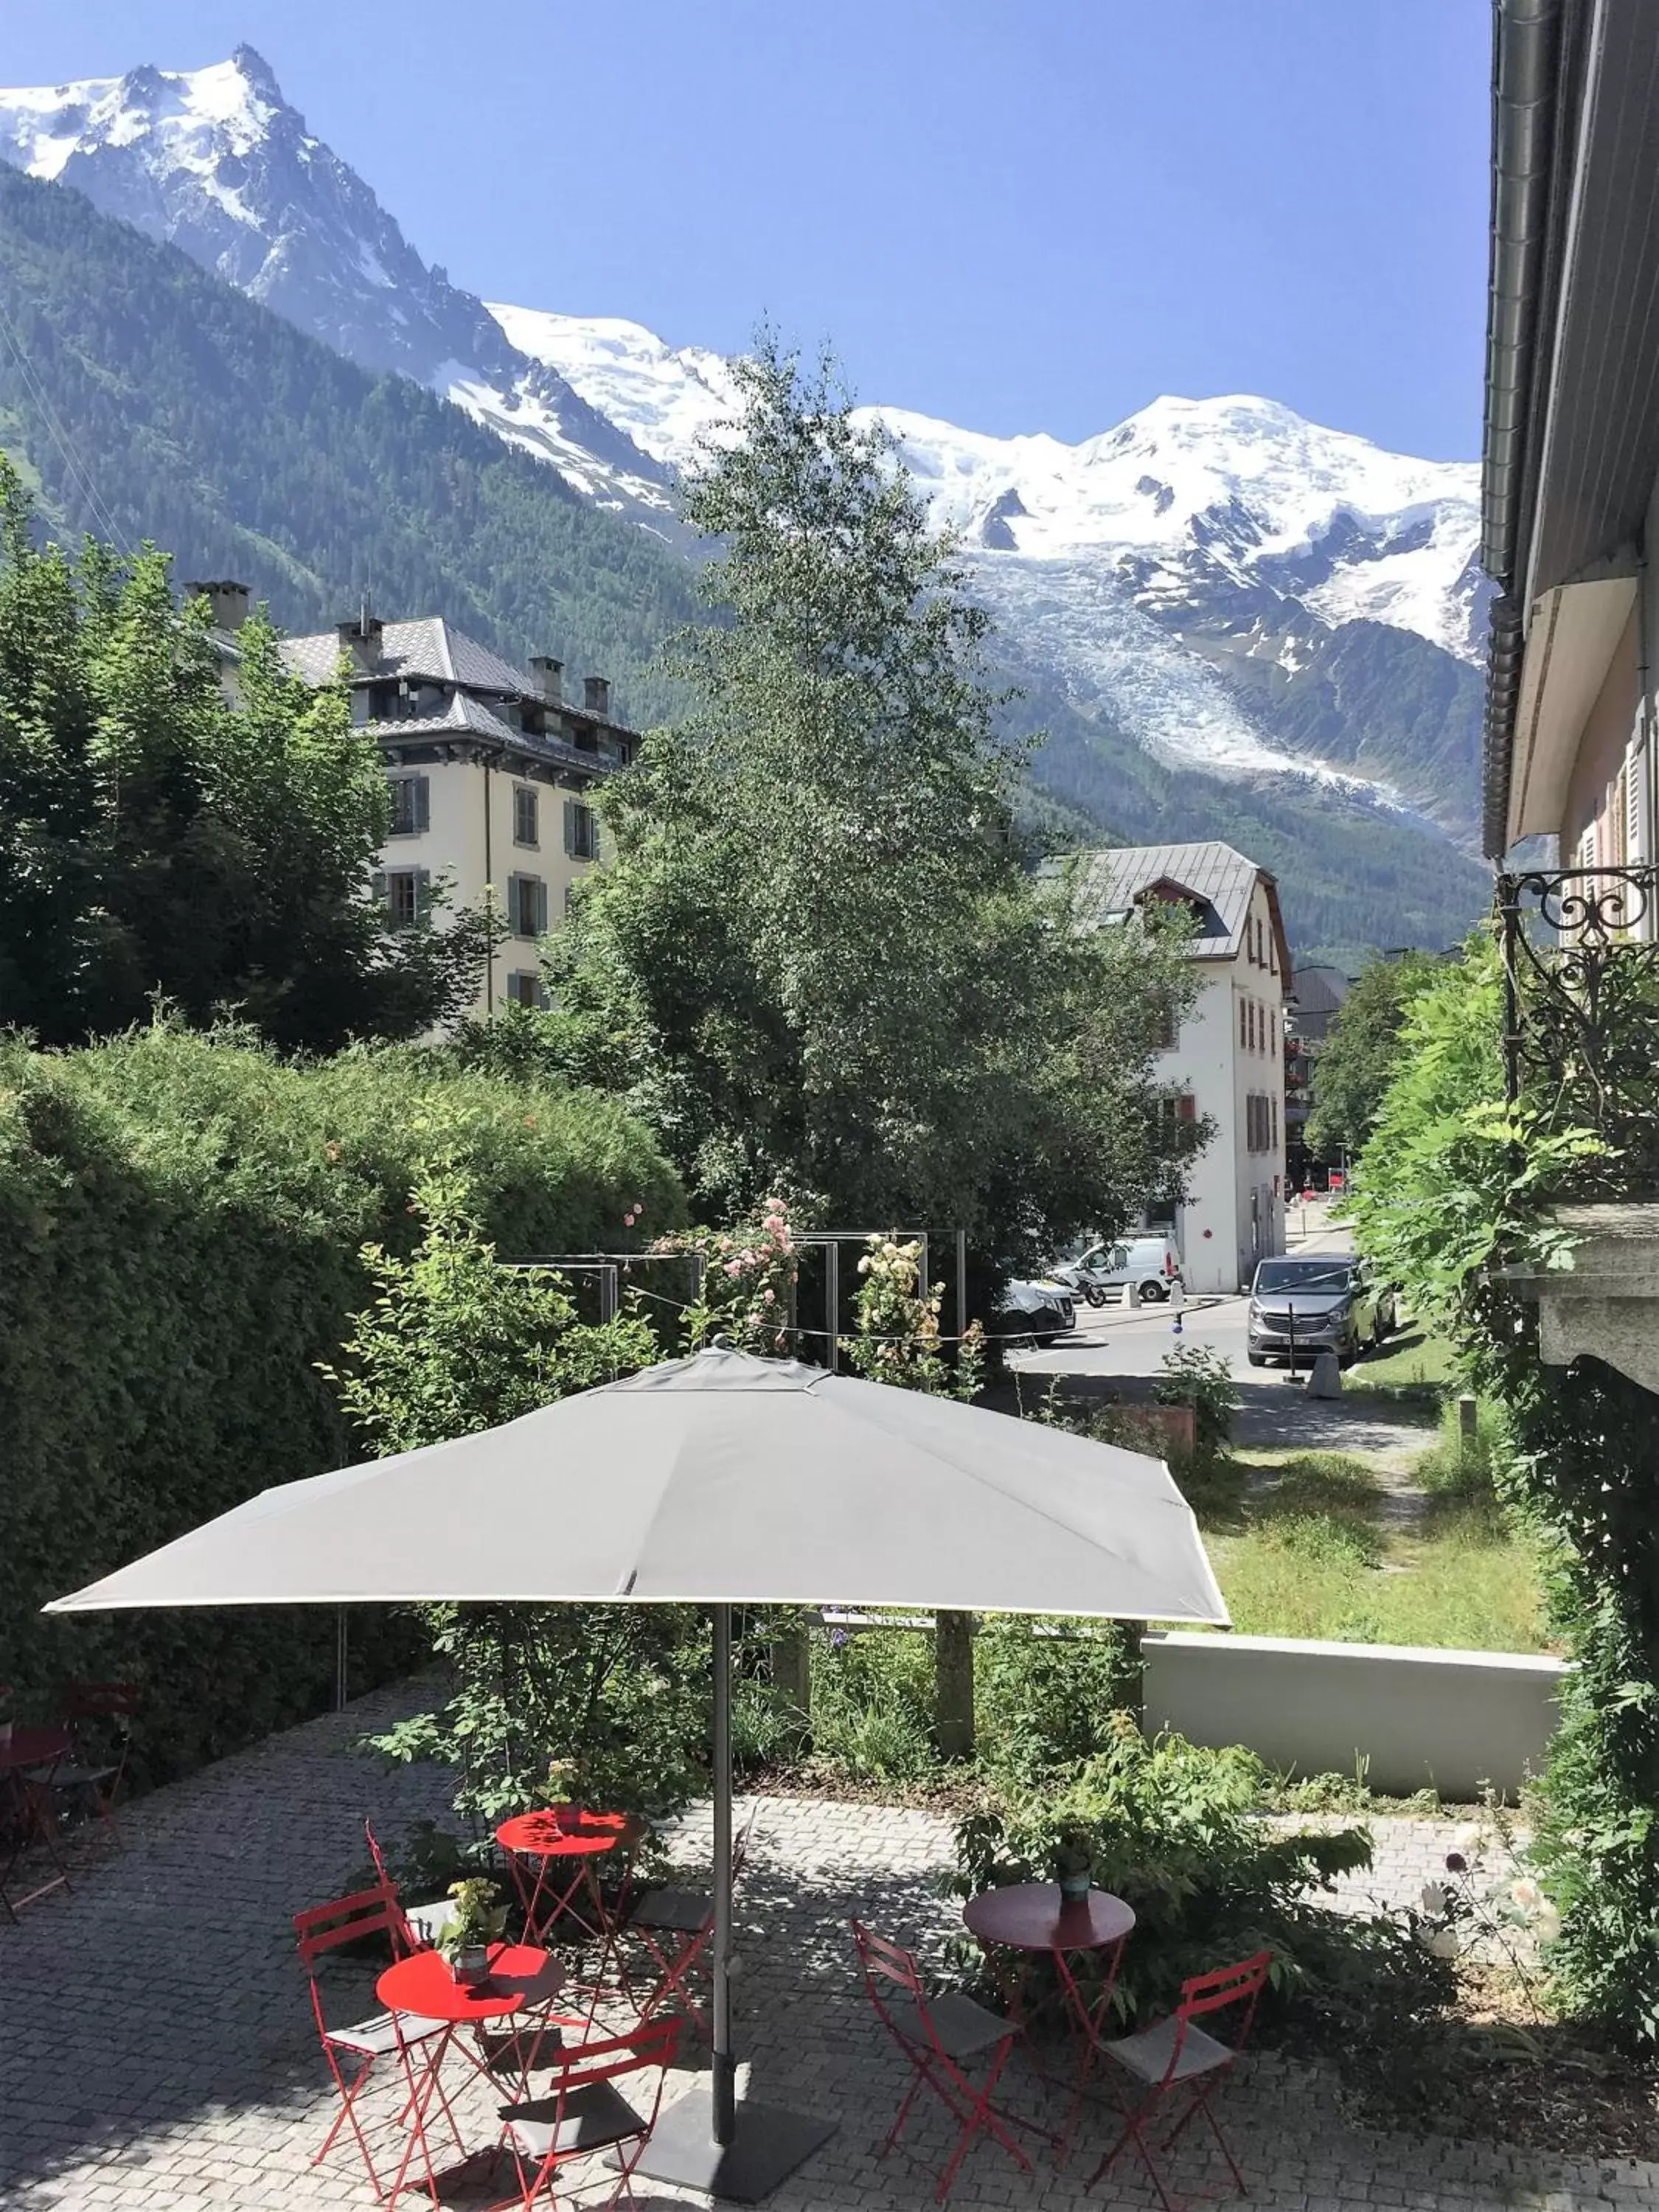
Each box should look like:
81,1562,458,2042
483,757,495,1015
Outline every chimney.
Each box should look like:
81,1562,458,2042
335,602,384,674
186,580,251,632
529,654,563,704
582,674,611,718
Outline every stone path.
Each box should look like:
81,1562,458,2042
1,1687,1653,2211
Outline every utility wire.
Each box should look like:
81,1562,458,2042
0,285,133,554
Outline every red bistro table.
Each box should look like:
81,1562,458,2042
0,1725,72,1919
963,1882,1135,2157
378,1940,574,2204
496,1806,636,1953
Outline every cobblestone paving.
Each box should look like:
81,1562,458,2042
1,1687,1654,2211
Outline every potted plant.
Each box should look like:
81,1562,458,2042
1054,1826,1094,1902
540,1756,583,1826
436,1877,507,1984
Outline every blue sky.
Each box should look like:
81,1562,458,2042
6,1,1490,459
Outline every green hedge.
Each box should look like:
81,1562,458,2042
0,1023,684,1781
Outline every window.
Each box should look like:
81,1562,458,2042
506,970,547,1009
513,785,539,847
1256,917,1266,965
1271,1093,1280,1150
376,867,425,928
1155,1092,1197,1133
1239,995,1248,1048
1245,998,1256,1053
1151,996,1178,1051
507,872,548,939
387,773,429,837
564,798,599,860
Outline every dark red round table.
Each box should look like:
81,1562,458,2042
376,1941,574,2200
496,1806,636,1952
0,1725,71,1773
963,1882,1136,2157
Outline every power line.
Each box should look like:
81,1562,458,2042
0,285,133,554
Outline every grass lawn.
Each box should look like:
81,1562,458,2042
1351,1326,1463,1397
1188,1447,1554,1655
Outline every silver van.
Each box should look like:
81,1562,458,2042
1057,1234,1184,1307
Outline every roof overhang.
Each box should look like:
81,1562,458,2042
1481,0,1659,853
1504,561,1638,846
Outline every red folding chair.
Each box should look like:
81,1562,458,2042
1086,1949,1273,2212
293,1880,462,2199
1,1731,73,1923
622,1805,756,2036
496,2014,683,2208
29,1682,139,1851
363,1819,459,1955
851,1918,1032,2202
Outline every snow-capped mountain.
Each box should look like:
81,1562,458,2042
0,47,1488,841
493,310,1486,817
0,48,672,512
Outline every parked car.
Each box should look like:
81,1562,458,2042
1246,1254,1395,1367
990,1277,1077,1346
1054,1234,1184,1307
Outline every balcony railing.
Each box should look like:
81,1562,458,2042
1497,861,1659,1201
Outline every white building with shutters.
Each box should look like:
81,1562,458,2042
1069,841,1293,1295
268,605,635,1019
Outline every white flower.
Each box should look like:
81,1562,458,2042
1452,1823,1487,1862
1534,1903,1562,1944
1425,1928,1460,1960
1419,1882,1453,1918
1509,1877,1542,1913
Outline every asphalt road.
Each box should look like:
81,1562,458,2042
1009,1210,1355,1388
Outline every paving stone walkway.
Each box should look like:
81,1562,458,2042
1,1686,1653,2211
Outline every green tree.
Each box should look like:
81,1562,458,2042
543,339,1203,1273
1305,951,1441,1159
0,462,490,1048
328,1164,708,1827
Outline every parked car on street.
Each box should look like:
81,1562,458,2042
990,1277,1077,1346
1246,1253,1395,1367
1054,1234,1184,1307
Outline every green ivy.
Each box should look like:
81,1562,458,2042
1349,935,1659,2046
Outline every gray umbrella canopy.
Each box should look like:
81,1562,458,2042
46,1345,1226,1621
45,1344,1225,2200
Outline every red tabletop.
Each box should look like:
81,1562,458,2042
496,1806,633,1860
963,1882,1135,1954
378,1941,564,2025
0,1726,70,1775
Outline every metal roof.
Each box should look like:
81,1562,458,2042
281,618,528,695
1066,841,1290,970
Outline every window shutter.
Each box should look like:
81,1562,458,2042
563,798,576,856
415,867,431,913
507,872,523,933
535,879,549,935
414,776,430,832
1627,757,1644,865
370,869,387,914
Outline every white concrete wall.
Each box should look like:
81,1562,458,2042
378,760,599,1016
1142,1631,1567,1800
1150,880,1286,1294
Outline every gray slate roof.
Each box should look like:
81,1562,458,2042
1067,841,1286,965
280,618,530,697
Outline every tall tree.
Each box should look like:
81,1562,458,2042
0,462,489,1048
1306,951,1441,1161
542,340,1203,1269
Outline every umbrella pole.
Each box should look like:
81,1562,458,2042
635,1600,835,2200
712,1599,737,2145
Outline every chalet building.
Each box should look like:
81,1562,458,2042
1478,0,1659,1394
1071,841,1293,1295
191,585,636,1019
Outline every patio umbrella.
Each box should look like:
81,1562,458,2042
47,1344,1227,2199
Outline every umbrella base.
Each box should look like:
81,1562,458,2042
632,2091,836,2202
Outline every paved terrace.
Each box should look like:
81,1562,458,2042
1,1685,1652,2211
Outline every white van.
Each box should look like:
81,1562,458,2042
1058,1234,1184,1307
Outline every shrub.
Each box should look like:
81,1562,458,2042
946,1714,1408,2024
0,1022,684,1783
1153,1343,1239,1465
